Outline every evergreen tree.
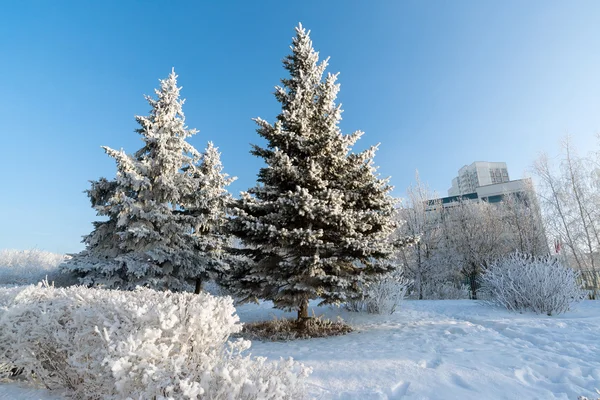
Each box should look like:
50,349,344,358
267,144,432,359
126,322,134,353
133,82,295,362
228,24,398,320
62,70,234,291
188,142,236,293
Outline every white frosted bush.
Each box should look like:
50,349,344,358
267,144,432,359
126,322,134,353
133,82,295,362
481,252,586,315
0,284,310,399
347,271,412,314
0,249,75,287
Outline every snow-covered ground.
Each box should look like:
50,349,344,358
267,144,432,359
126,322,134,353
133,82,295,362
0,382,64,400
2,299,599,399
237,300,600,400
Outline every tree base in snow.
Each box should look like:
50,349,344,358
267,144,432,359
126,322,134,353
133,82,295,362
240,316,353,341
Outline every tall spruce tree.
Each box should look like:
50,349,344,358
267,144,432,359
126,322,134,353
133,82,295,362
62,70,234,291
229,24,398,320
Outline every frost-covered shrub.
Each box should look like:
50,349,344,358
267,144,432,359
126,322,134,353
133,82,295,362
0,284,310,399
481,252,586,315
346,271,412,314
366,272,412,314
0,249,75,287
242,315,353,341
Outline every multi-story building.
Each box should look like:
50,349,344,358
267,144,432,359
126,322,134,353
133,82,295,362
425,163,547,254
431,178,534,210
448,161,510,196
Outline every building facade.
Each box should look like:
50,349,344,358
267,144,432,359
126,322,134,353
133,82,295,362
448,161,510,196
425,164,548,255
430,178,534,211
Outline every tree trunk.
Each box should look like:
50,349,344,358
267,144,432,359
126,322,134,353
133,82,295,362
194,277,202,294
469,271,478,300
416,242,424,300
297,298,309,321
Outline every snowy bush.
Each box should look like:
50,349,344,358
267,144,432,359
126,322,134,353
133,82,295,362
0,284,310,399
242,315,353,341
0,249,75,287
481,252,587,315
347,271,412,314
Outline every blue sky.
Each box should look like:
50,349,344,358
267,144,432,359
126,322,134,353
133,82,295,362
2,1,600,253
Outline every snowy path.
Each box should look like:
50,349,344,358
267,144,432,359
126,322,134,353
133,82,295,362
237,300,600,400
2,300,599,399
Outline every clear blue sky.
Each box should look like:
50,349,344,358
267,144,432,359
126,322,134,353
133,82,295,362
2,1,600,254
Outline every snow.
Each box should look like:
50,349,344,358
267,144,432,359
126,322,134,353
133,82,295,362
3,299,599,399
236,300,600,399
0,382,64,400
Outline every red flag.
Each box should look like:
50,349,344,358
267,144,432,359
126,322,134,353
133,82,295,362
554,238,561,254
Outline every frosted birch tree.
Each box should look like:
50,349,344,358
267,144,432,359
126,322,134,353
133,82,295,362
396,172,453,299
228,24,398,321
501,179,548,256
443,199,508,299
533,137,600,291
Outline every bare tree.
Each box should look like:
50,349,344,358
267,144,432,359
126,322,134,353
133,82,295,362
534,153,584,267
396,172,451,299
501,179,548,256
442,199,508,299
533,136,600,292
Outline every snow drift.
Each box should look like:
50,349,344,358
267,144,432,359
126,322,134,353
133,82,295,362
0,249,74,287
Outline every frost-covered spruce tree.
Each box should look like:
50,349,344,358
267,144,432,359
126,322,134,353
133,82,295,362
228,24,397,320
62,70,234,291
187,142,236,293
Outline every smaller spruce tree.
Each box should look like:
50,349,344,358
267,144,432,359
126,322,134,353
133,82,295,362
62,70,234,291
187,142,236,293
